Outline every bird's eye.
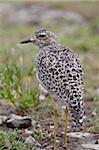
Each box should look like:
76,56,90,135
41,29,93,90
38,33,46,38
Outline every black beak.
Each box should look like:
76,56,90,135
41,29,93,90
20,37,34,44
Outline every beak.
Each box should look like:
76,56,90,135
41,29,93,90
20,37,34,44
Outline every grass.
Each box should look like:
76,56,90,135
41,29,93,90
0,129,45,150
0,130,34,150
33,128,45,140
88,96,99,132
0,58,39,110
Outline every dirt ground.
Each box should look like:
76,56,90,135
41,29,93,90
0,100,99,150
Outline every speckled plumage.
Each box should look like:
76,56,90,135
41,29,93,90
21,28,84,127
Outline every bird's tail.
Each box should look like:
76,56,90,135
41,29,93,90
69,100,85,127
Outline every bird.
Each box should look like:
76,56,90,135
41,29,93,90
20,28,84,147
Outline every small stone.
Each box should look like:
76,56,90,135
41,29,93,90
46,145,54,150
48,132,51,137
82,143,99,150
39,84,48,101
39,94,46,101
95,140,99,144
0,115,7,125
24,129,33,136
25,136,41,147
0,104,16,115
91,111,96,117
5,114,31,129
37,124,41,128
61,106,66,110
37,148,46,150
42,142,48,147
67,132,92,139
31,119,36,127
50,125,54,129
56,139,59,144
96,88,99,94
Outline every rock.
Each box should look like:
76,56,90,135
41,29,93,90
82,143,99,150
37,149,46,150
50,124,54,129
96,87,99,94
0,3,86,26
25,136,41,147
5,114,31,129
0,115,7,125
24,129,33,136
42,10,85,24
39,84,48,101
91,111,97,117
95,139,99,144
67,132,92,139
39,94,46,101
0,104,16,115
31,119,36,127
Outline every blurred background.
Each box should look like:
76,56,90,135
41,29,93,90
0,1,99,149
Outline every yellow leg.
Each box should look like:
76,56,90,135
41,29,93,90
64,106,68,147
53,107,57,146
51,96,57,146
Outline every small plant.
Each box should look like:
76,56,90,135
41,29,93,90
28,62,36,81
0,61,23,103
10,141,33,150
0,59,39,110
0,130,34,150
0,130,5,149
19,87,39,110
0,130,18,149
92,96,99,132
88,96,99,132
33,128,45,140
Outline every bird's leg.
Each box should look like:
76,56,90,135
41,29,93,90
51,96,57,146
64,106,68,147
53,103,57,146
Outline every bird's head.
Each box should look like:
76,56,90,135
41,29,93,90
20,28,59,48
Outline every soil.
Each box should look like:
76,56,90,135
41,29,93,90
0,100,99,150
